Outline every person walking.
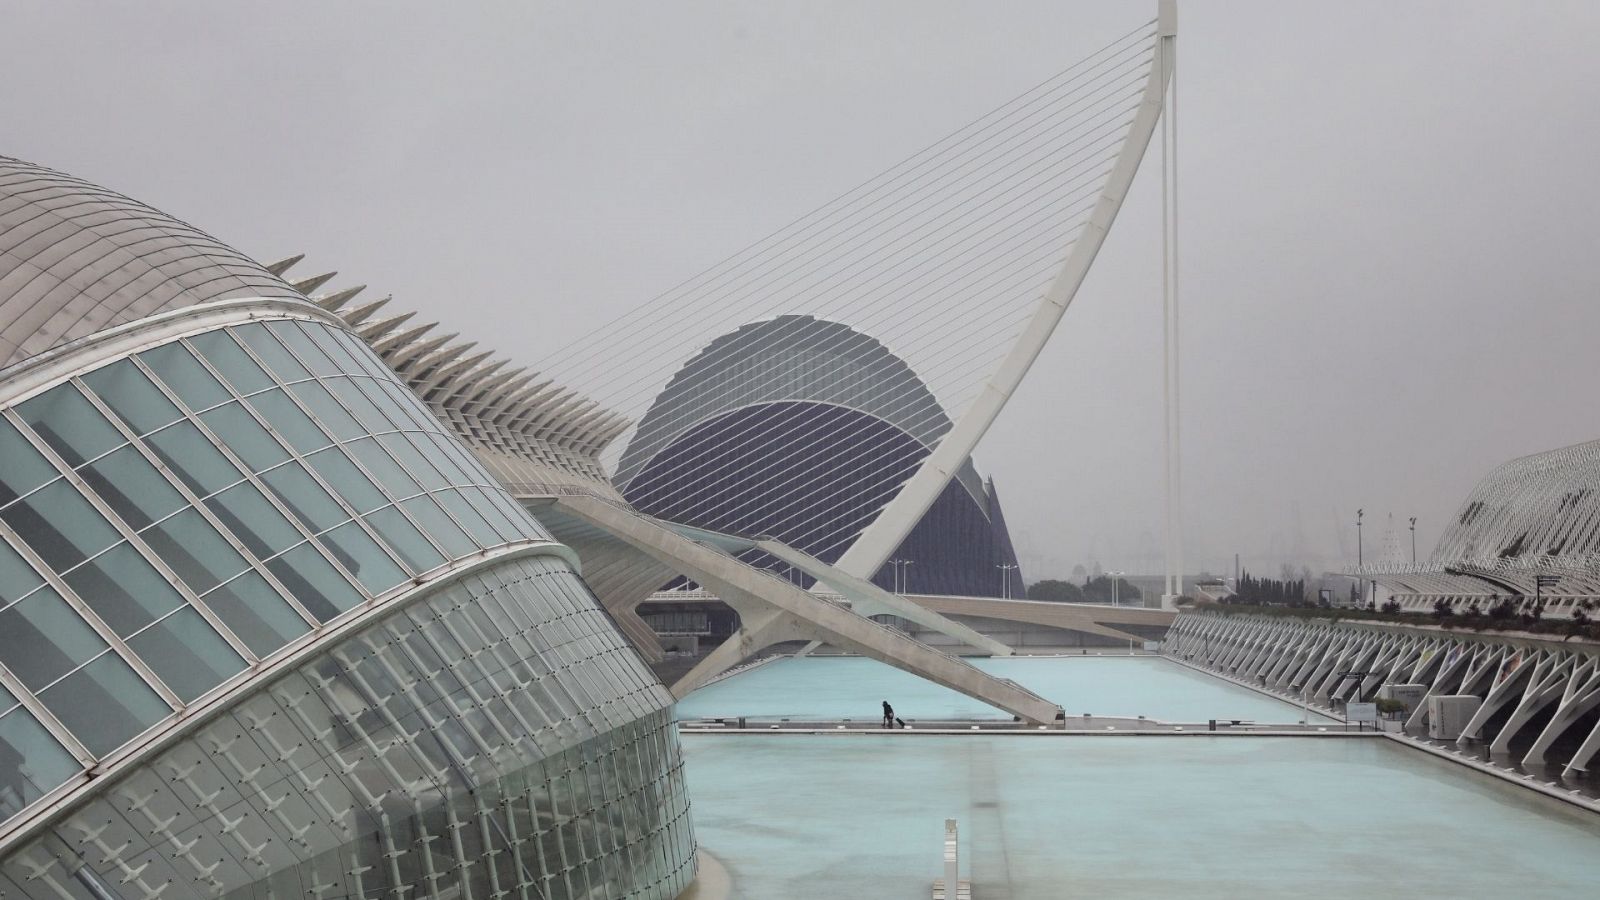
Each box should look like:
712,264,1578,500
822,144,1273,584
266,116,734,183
882,700,894,729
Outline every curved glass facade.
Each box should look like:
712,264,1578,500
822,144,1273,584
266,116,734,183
0,154,696,898
0,553,693,899
0,317,553,824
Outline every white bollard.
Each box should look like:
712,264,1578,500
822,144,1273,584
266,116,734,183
934,818,970,898
944,818,959,897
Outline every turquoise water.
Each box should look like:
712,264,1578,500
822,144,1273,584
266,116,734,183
683,735,1600,898
677,655,1336,723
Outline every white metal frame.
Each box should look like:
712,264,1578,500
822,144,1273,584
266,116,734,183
834,0,1179,582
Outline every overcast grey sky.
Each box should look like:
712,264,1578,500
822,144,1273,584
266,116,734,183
6,1,1599,581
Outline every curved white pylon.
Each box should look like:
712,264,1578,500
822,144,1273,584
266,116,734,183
834,0,1178,581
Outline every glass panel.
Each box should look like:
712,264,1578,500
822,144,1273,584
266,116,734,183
233,322,310,383
363,506,445,573
246,388,330,454
62,543,184,636
304,447,386,514
267,321,344,378
186,330,273,395
39,654,168,756
198,403,289,473
15,382,124,467
127,608,246,701
142,509,248,594
305,324,367,374
81,360,182,436
441,435,493,486
353,377,418,432
288,380,364,442
0,420,56,507
266,544,363,621
467,487,525,544
346,437,420,499
139,342,230,412
379,433,450,491
421,432,475,486
145,421,244,497
336,329,400,380
402,495,476,558
259,463,349,534
487,490,544,539
325,377,399,434
204,482,302,559
202,572,309,657
0,586,107,690
79,446,185,530
0,540,43,608
0,482,119,572
317,522,406,595
378,379,443,433
435,488,504,548
0,708,80,820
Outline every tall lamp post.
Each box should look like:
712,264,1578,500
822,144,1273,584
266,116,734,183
1356,508,1367,607
996,564,1018,600
1108,570,1126,607
1409,517,1417,564
888,559,913,594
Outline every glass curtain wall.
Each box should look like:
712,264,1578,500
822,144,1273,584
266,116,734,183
0,553,693,900
0,317,551,827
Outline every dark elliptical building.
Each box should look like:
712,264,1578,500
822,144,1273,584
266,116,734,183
0,157,694,899
617,315,1024,598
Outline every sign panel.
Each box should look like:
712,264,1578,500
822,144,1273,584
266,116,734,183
1346,702,1379,723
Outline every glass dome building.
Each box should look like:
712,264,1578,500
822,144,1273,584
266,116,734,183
617,315,1024,598
0,157,694,899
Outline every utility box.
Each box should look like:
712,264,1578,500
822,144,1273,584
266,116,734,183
1427,695,1481,740
1379,683,1429,714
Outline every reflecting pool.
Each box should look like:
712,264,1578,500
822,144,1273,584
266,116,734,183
677,655,1335,723
682,734,1600,898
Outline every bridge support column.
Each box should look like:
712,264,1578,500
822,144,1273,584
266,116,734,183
1526,662,1600,767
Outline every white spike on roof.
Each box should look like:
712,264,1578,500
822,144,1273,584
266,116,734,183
386,331,457,370
338,296,391,326
263,254,305,276
372,321,437,355
357,311,415,341
291,271,337,295
441,358,508,399
258,254,628,485
409,340,478,378
313,284,367,311
424,350,498,397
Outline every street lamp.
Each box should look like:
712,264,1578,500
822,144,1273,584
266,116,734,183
888,559,913,594
995,564,1018,600
1409,517,1418,565
1356,508,1369,607
1108,570,1127,607
1356,508,1363,569
1535,573,1559,619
